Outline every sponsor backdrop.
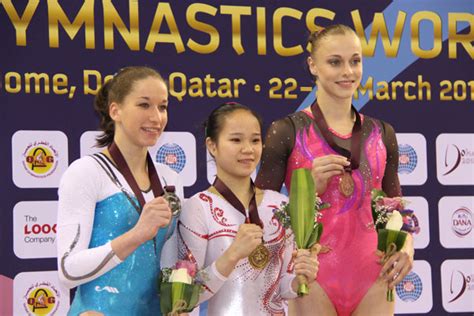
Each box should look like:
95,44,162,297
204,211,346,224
1,1,473,315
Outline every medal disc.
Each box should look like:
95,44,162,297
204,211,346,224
339,172,354,197
163,191,181,217
248,244,270,269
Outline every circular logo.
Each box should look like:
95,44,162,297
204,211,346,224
404,211,421,234
156,143,186,173
22,142,59,178
452,207,472,237
24,283,60,315
398,144,418,174
395,271,423,302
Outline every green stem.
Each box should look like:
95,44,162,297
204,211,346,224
298,283,309,296
387,288,394,302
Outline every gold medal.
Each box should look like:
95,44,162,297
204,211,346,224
248,244,270,269
339,172,354,197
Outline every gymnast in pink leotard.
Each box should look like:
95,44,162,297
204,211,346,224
256,25,414,316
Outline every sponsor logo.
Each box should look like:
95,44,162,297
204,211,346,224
441,260,474,312
14,202,58,259
12,131,68,188
23,217,57,245
394,260,433,314
452,207,472,237
23,282,60,315
405,212,421,234
437,134,474,185
449,270,474,303
404,197,429,249
151,131,197,186
444,144,462,175
156,143,187,173
396,271,423,302
22,142,58,178
398,144,418,174
396,134,427,185
443,144,474,175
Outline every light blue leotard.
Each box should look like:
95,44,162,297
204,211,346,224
58,154,182,316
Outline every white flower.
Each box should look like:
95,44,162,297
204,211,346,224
385,210,403,231
169,268,193,284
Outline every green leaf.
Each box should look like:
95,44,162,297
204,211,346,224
159,282,202,314
386,229,399,246
289,169,316,248
377,229,388,251
395,231,408,250
316,224,323,243
305,223,323,249
377,229,408,252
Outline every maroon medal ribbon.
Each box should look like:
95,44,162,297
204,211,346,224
108,142,180,253
212,177,263,229
310,101,362,172
108,142,165,210
213,176,270,270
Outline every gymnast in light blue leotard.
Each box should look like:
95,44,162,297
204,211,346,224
57,66,183,316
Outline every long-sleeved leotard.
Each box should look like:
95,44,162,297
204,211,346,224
178,189,298,316
256,108,401,316
57,153,183,316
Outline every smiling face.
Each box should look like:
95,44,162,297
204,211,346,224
307,32,363,101
207,109,263,181
110,76,168,150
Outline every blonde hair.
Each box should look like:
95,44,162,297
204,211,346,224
308,24,357,55
307,24,359,80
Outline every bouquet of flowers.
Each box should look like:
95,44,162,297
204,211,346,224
370,189,419,301
273,168,330,296
159,260,204,315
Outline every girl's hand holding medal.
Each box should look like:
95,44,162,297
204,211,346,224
133,197,172,243
311,155,350,195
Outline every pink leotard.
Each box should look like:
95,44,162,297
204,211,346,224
256,108,401,316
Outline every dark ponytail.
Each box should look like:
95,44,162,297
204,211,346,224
94,80,115,147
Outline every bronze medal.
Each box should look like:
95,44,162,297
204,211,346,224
248,244,270,270
339,172,354,197
311,102,362,198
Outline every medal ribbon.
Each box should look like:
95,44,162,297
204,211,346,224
212,177,263,229
310,101,362,171
108,141,165,210
213,177,270,270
